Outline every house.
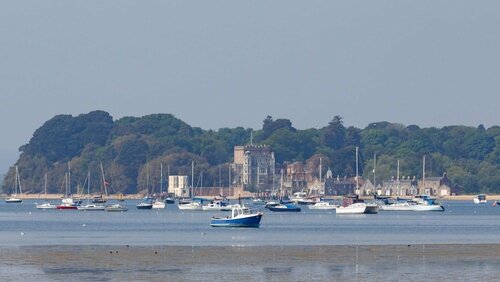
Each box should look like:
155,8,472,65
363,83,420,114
419,173,452,196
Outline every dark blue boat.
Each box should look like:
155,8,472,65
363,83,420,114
210,205,263,227
268,203,301,212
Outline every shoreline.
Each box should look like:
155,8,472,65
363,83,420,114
2,193,500,201
2,244,500,280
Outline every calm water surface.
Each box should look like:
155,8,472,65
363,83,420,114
0,200,499,246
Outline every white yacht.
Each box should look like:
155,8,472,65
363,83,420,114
473,194,487,204
178,201,203,211
336,203,367,214
152,200,166,209
308,201,337,210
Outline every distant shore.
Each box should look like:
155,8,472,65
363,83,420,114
1,193,500,201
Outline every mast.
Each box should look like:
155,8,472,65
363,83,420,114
280,169,284,198
146,163,150,196
355,147,359,194
191,161,194,198
68,161,71,196
228,164,231,188
373,153,376,191
100,162,108,196
87,170,91,204
160,163,163,194
422,155,426,194
397,160,400,197
319,157,322,184
44,173,48,200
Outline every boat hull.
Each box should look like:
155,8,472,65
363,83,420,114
5,198,23,203
410,205,445,212
178,203,203,210
136,204,153,209
105,204,128,212
268,206,301,212
364,205,379,214
336,204,366,214
36,203,57,209
56,205,78,210
211,213,263,227
77,205,105,211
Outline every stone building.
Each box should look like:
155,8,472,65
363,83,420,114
419,174,452,196
324,169,357,196
380,176,419,197
168,175,189,198
233,145,275,192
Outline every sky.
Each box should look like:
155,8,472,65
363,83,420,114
1,0,499,176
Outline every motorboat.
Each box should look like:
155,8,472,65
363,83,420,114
268,203,301,212
77,204,105,211
308,201,337,210
252,198,266,205
136,202,153,209
152,200,166,209
202,200,227,211
165,197,175,204
380,201,416,211
178,201,203,211
473,194,487,204
210,204,263,227
105,203,128,212
36,202,57,209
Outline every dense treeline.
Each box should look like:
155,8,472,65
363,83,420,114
2,111,499,195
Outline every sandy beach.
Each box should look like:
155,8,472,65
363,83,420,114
1,244,499,281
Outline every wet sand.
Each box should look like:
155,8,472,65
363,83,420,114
1,244,500,281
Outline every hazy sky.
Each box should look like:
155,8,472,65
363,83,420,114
1,1,499,176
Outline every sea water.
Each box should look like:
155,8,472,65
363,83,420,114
1,200,500,281
0,200,499,246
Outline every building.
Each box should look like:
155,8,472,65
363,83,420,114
380,176,418,197
233,145,275,192
168,175,189,198
419,173,452,196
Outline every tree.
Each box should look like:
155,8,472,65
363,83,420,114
321,116,346,149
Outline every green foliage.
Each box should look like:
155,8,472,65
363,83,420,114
3,112,500,195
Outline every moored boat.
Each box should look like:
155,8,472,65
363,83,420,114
77,204,105,211
210,204,263,227
268,203,301,212
136,202,153,209
152,199,166,209
105,203,128,212
473,194,487,204
36,202,57,209
308,201,337,210
336,203,366,214
5,166,23,203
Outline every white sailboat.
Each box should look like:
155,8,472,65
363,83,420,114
178,161,202,211
152,163,166,209
337,147,378,214
36,174,57,209
5,165,23,203
78,170,105,211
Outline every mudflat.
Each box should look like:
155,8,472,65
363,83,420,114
1,244,499,281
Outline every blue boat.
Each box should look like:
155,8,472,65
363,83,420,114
268,203,301,212
210,205,263,228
